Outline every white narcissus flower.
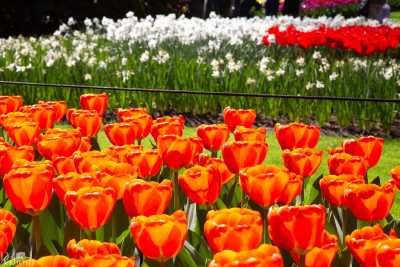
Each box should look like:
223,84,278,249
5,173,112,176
84,73,92,81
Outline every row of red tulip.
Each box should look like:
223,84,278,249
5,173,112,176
0,93,399,267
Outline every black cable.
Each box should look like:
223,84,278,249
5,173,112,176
0,80,399,103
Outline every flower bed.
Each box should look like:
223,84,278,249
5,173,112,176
0,93,399,267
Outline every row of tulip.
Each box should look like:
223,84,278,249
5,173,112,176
0,93,399,267
0,14,399,131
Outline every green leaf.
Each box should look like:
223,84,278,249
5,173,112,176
1,257,29,267
39,209,63,254
116,229,130,246
177,245,201,267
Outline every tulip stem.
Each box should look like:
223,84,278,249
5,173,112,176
31,215,41,258
262,207,269,244
173,170,180,210
211,150,218,158
299,254,306,267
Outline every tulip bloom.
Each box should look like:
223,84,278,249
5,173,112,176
223,107,256,132
319,175,364,206
0,209,17,257
268,205,326,254
157,135,193,170
97,161,137,176
209,244,284,267
104,122,141,146
79,255,135,267
73,151,114,173
188,137,204,165
97,172,137,200
179,165,221,205
344,182,395,222
274,122,320,150
5,121,40,146
24,104,57,130
117,107,148,121
390,166,400,190
80,93,108,116
282,148,323,177
291,231,338,267
3,160,54,215
70,110,102,137
125,149,162,178
103,144,143,163
196,124,230,152
16,255,75,267
130,210,187,261
328,152,369,177
222,141,268,174
346,225,391,267
240,165,303,207
0,145,34,176
204,208,262,253
151,121,184,142
343,136,384,168
376,239,400,267
197,153,234,184
53,172,99,204
37,128,82,159
123,179,172,217
65,186,116,231
234,126,267,142
39,100,67,122
0,112,31,128
52,155,78,175
118,108,152,140
67,239,121,259
0,96,22,114
79,136,92,152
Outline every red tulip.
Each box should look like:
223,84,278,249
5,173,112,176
123,179,172,217
319,175,364,206
282,148,323,177
376,239,400,267
157,135,193,170
343,136,384,168
274,122,320,150
223,107,256,132
222,141,268,174
80,93,108,116
390,166,400,190
196,124,230,152
328,152,369,177
0,96,22,114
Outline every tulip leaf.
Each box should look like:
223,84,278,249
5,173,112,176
177,245,202,267
371,176,381,185
116,229,131,246
1,257,29,267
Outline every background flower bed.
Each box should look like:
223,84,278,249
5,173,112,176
0,14,399,132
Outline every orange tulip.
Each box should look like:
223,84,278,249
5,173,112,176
234,126,267,142
0,209,17,257
67,239,121,259
204,208,262,253
343,136,384,168
0,96,22,114
188,137,204,165
291,231,338,267
37,128,82,159
346,225,391,267
97,161,137,176
104,122,142,146
179,165,221,205
65,186,116,231
223,107,256,132
282,148,323,177
79,255,135,267
53,155,78,175
130,210,187,261
23,104,57,130
16,255,75,267
157,135,193,170
3,160,54,215
80,93,108,116
79,136,92,152
5,121,40,146
274,122,320,150
328,152,369,177
0,145,34,176
53,172,99,203
0,112,31,128
390,166,400,190
103,144,142,163
344,182,395,222
319,175,364,206
196,124,230,152
151,121,184,142
125,149,162,178
73,151,114,173
39,100,67,122
70,110,102,137
123,179,172,217
268,205,326,254
376,239,400,267
240,165,303,207
197,153,235,184
117,107,148,121
221,141,268,174
209,244,284,267
97,171,137,200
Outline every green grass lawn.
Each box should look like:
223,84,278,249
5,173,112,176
95,126,400,218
